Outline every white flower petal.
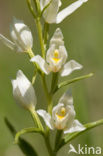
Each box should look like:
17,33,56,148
40,0,62,11
52,103,64,118
31,55,50,75
56,0,88,24
52,103,75,130
50,28,64,47
64,119,86,134
46,44,55,64
59,46,68,64
43,0,60,23
46,46,64,72
40,0,49,10
61,60,83,77
0,34,16,50
51,91,76,130
11,70,37,109
10,18,33,52
37,109,54,129
59,0,62,7
65,105,76,129
59,90,73,106
46,28,67,72
16,70,37,105
52,103,67,129
51,28,63,41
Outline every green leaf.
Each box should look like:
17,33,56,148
58,119,103,150
4,117,38,156
18,138,38,156
54,73,93,93
4,117,16,137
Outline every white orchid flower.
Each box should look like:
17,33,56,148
31,28,82,77
0,18,33,52
11,70,37,109
37,90,85,133
40,0,88,24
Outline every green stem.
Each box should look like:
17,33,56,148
27,49,52,113
33,0,41,15
29,107,44,132
42,74,49,100
36,18,45,58
54,130,63,153
15,127,42,144
27,22,52,113
28,19,52,113
48,97,53,115
42,74,52,114
43,22,49,46
27,48,35,58
50,72,59,95
44,133,56,156
32,69,37,85
27,49,39,70
26,0,36,19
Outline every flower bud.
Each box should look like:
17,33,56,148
11,70,37,109
10,18,33,52
0,18,33,52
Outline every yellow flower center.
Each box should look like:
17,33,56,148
56,107,66,120
52,50,60,63
61,107,66,115
54,50,59,57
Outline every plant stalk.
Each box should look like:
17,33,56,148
36,18,45,58
29,107,44,132
44,133,56,156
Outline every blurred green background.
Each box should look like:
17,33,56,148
0,0,103,155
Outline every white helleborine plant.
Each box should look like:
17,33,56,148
0,18,33,52
40,0,88,24
11,70,37,109
37,90,85,133
31,28,83,76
